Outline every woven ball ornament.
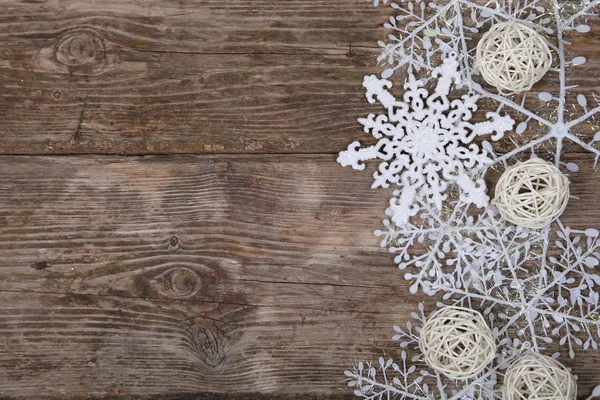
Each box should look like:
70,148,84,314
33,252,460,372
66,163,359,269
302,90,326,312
476,21,552,94
503,353,576,400
493,158,570,229
419,306,496,380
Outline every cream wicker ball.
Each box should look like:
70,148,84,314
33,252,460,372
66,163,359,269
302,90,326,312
493,158,570,229
476,21,552,94
503,353,576,400
419,306,496,380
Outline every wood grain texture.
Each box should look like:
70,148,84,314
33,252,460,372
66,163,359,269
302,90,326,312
1,155,600,398
2,0,600,399
0,0,388,155
0,0,599,155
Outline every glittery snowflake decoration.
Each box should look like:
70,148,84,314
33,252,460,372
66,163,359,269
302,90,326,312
365,0,600,359
338,54,514,226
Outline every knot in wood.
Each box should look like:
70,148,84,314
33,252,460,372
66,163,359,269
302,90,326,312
168,235,180,251
31,261,51,270
56,29,106,66
190,324,228,368
163,267,201,297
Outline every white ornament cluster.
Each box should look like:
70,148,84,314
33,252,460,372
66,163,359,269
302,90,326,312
341,0,600,398
345,305,588,400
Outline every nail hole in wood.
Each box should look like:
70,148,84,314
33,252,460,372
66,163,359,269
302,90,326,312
168,235,180,251
31,261,51,270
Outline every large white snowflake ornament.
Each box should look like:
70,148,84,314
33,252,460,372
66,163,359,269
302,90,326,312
372,0,600,166
338,54,514,226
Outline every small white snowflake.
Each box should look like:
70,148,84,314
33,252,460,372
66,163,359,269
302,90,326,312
338,54,514,226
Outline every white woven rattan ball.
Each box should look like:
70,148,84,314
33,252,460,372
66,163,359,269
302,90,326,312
476,21,552,94
503,353,576,400
493,158,570,229
419,306,496,380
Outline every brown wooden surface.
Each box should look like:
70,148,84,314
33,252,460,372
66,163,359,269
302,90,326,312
1,0,600,399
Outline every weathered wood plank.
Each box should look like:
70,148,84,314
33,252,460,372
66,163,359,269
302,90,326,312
0,154,412,397
0,0,387,155
1,155,600,398
0,52,379,155
0,291,400,397
0,0,384,55
1,0,600,155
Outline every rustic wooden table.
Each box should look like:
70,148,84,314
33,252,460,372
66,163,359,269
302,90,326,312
1,0,600,398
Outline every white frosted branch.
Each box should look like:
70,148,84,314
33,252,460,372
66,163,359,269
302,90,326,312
490,132,554,165
566,104,600,128
561,0,600,28
567,132,600,156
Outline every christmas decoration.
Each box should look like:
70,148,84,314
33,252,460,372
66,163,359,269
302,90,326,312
475,21,552,94
493,158,570,229
338,53,514,226
371,0,600,166
377,198,600,359
344,305,592,400
503,353,576,400
341,0,600,397
358,0,600,357
419,306,496,380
